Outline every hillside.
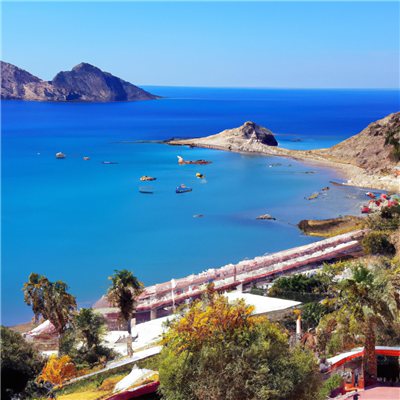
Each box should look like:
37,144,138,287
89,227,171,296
312,112,400,173
173,121,278,152
1,61,160,102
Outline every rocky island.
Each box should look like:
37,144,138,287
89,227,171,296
169,113,400,191
1,61,160,102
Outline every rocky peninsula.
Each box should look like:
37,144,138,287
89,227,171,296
168,113,400,192
1,61,160,102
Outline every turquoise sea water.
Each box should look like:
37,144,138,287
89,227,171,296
2,88,399,326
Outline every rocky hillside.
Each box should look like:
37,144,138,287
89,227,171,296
174,121,278,151
313,112,400,173
1,61,160,102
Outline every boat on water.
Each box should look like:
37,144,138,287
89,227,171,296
83,157,90,160
139,186,153,194
177,156,212,165
176,184,192,193
196,173,205,178
140,176,157,181
56,152,66,159
101,161,118,164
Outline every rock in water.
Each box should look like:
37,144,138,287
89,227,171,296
256,214,276,220
1,61,160,102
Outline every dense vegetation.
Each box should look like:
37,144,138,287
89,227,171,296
158,285,323,400
1,326,45,399
60,308,117,370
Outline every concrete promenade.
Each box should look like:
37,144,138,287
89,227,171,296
344,384,400,399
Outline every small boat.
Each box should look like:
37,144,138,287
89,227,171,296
361,207,370,214
176,184,192,193
177,156,212,165
83,157,90,160
139,186,153,194
56,152,66,159
196,173,205,179
101,161,118,164
140,176,157,181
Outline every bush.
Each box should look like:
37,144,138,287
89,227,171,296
362,231,396,256
302,302,329,330
319,373,344,397
366,215,398,232
326,335,342,357
268,274,324,298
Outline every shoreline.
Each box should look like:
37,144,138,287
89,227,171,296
166,141,399,192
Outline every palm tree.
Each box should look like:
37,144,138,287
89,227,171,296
22,273,77,352
318,261,399,381
107,269,144,355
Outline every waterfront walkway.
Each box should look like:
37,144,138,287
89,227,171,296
344,384,400,399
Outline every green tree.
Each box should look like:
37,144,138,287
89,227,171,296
1,326,45,400
107,269,144,354
158,289,322,400
74,308,115,366
317,261,400,378
22,273,77,351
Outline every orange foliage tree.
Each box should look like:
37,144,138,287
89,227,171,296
162,284,259,353
38,354,77,387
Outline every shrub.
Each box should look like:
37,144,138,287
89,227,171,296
326,334,342,357
302,301,329,330
268,274,324,298
319,373,344,397
362,231,396,256
365,213,400,232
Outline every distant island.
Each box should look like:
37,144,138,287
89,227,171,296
1,61,161,102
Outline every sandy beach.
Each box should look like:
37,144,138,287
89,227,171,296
168,140,400,192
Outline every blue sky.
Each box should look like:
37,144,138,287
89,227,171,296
1,1,399,88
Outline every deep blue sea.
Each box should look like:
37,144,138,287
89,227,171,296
2,88,399,326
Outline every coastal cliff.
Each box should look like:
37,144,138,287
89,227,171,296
1,61,160,102
169,115,400,191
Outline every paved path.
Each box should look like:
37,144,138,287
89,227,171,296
344,385,400,399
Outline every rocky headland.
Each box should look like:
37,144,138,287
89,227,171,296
1,61,160,102
169,114,400,191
